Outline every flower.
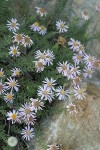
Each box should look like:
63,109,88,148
76,44,85,54
39,26,47,35
72,54,83,65
30,98,44,113
7,18,20,32
55,86,69,100
38,85,54,102
21,125,34,141
71,65,81,76
74,86,86,100
56,20,69,33
0,68,5,79
66,102,77,114
81,11,89,20
83,54,96,66
57,61,69,75
7,109,19,124
45,50,55,66
24,116,36,125
11,67,21,77
35,50,46,60
30,22,41,31
5,77,19,92
13,33,23,44
35,7,47,17
96,6,100,12
4,92,14,103
22,35,33,47
0,82,6,94
42,78,56,90
19,103,36,119
83,66,94,79
57,36,66,46
9,45,20,57
92,60,100,70
47,144,60,150
34,60,46,72
68,38,80,51
73,76,82,86
63,65,74,80
7,136,18,147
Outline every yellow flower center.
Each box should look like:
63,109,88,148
88,57,93,62
43,90,48,95
28,116,33,122
73,67,77,72
40,8,45,13
0,71,3,77
62,65,67,70
73,42,78,46
34,22,39,27
11,23,16,27
41,26,45,30
40,53,46,59
47,82,52,87
16,34,23,41
12,49,17,54
15,70,20,75
51,146,57,150
87,70,92,74
25,108,30,114
83,11,88,16
25,37,30,43
7,94,13,100
60,90,65,95
60,23,65,29
69,105,75,111
26,130,31,135
10,81,16,87
34,101,40,107
77,55,82,60
37,62,43,68
79,45,84,51
67,70,71,75
11,114,17,120
93,61,99,67
74,77,80,83
78,89,83,95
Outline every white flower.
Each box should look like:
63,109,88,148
24,116,36,125
55,86,69,100
19,103,36,119
0,68,5,79
57,61,69,74
35,7,47,17
38,85,54,102
7,109,19,124
0,82,6,95
9,45,20,57
39,26,47,35
56,20,69,33
72,54,83,65
21,125,34,141
73,76,82,86
81,11,89,20
42,78,56,91
7,18,20,32
83,66,94,79
13,33,23,44
71,65,81,76
11,67,21,77
92,60,100,70
76,44,85,55
96,6,100,12
30,98,44,113
47,144,59,150
68,38,80,51
4,92,14,103
33,60,46,72
83,54,96,66
22,35,33,47
74,86,86,100
7,136,18,147
63,65,74,80
5,77,20,92
30,22,41,31
66,102,77,114
35,50,46,60
45,49,55,66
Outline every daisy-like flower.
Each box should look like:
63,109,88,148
7,109,19,124
11,67,21,77
68,38,80,51
83,54,96,66
56,20,69,33
19,103,36,119
73,76,82,86
5,77,19,92
24,116,36,125
47,144,60,150
96,6,100,12
35,7,47,17
39,25,47,35
74,86,86,100
0,82,6,95
9,45,20,57
21,125,34,141
13,33,23,44
42,78,56,90
57,61,69,74
83,66,94,79
22,35,33,47
63,65,74,80
30,98,44,113
55,86,69,100
7,18,20,32
33,59,46,72
57,36,66,46
38,85,54,102
30,22,41,31
76,44,85,54
66,102,77,114
7,136,18,147
35,50,47,63
72,54,83,65
45,50,55,66
81,11,89,20
71,65,81,76
92,60,100,70
4,92,14,103
0,68,5,79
